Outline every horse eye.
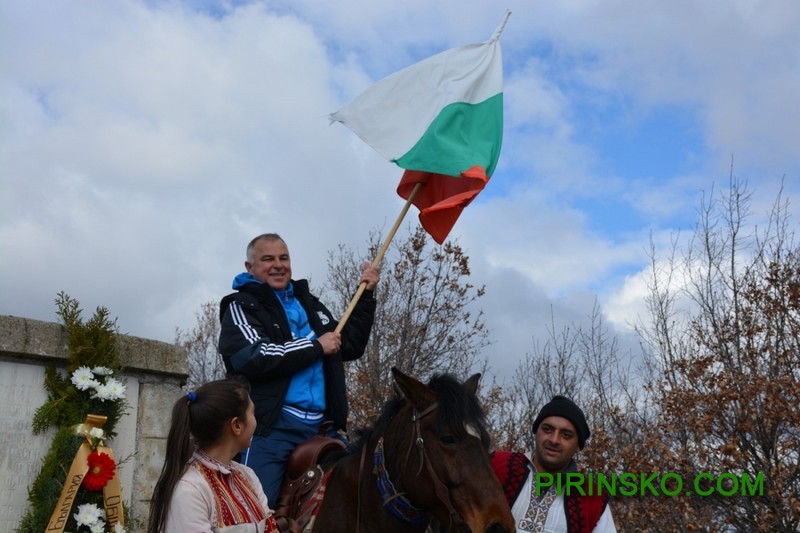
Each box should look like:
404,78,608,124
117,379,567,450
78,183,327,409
439,435,458,446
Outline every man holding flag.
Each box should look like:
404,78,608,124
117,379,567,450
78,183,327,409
218,11,509,508
218,233,380,505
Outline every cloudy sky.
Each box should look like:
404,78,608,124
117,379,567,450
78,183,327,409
2,0,798,381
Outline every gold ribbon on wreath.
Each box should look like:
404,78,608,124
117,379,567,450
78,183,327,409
45,414,125,532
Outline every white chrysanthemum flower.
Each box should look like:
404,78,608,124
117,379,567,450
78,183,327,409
104,377,127,401
92,366,113,376
71,367,99,391
89,427,105,439
92,383,112,401
74,503,103,526
89,519,106,533
114,523,127,533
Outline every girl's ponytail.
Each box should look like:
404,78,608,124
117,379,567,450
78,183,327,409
147,380,249,533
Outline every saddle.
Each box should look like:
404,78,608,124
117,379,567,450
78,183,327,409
273,425,346,533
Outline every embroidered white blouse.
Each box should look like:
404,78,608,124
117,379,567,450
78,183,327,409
164,449,277,533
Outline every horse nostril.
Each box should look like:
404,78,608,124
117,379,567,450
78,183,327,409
485,522,509,533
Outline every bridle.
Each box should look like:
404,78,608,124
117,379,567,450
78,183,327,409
356,401,466,532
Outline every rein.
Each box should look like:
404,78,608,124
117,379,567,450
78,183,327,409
374,437,428,524
356,401,466,531
410,404,465,530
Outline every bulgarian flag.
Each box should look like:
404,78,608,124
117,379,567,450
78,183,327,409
330,12,508,244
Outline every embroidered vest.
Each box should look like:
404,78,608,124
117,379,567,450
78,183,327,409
490,451,608,533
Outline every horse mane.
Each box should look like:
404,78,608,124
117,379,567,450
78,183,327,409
345,373,491,459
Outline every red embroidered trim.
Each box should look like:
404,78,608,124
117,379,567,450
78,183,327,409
490,450,531,505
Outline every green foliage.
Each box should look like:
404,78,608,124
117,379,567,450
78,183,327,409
32,366,77,433
18,427,84,533
55,291,122,377
17,292,128,533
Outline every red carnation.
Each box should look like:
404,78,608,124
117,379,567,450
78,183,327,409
82,451,116,491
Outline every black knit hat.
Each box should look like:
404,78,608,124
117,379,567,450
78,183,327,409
532,395,591,449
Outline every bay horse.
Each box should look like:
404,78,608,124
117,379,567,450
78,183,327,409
309,367,515,533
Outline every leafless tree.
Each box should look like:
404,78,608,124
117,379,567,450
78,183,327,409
502,302,638,457
619,176,800,532
322,225,491,430
504,175,799,532
175,301,226,389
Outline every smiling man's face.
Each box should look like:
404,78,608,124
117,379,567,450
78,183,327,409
245,237,292,290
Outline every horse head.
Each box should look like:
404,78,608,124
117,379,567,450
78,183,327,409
386,367,516,533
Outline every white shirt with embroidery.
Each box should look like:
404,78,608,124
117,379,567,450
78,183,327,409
511,460,617,533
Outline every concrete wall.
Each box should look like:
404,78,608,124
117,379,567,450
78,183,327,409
0,315,188,532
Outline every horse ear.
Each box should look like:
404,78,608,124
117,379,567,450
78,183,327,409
391,367,435,406
463,373,482,395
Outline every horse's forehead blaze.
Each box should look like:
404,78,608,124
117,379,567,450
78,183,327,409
465,422,481,440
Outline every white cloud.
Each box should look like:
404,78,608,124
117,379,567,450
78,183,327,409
1,0,798,385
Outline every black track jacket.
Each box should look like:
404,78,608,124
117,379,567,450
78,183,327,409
218,279,376,435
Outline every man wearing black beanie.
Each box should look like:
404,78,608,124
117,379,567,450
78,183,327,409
491,395,616,532
532,395,592,467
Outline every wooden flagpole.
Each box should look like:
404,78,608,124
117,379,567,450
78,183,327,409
335,181,423,333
